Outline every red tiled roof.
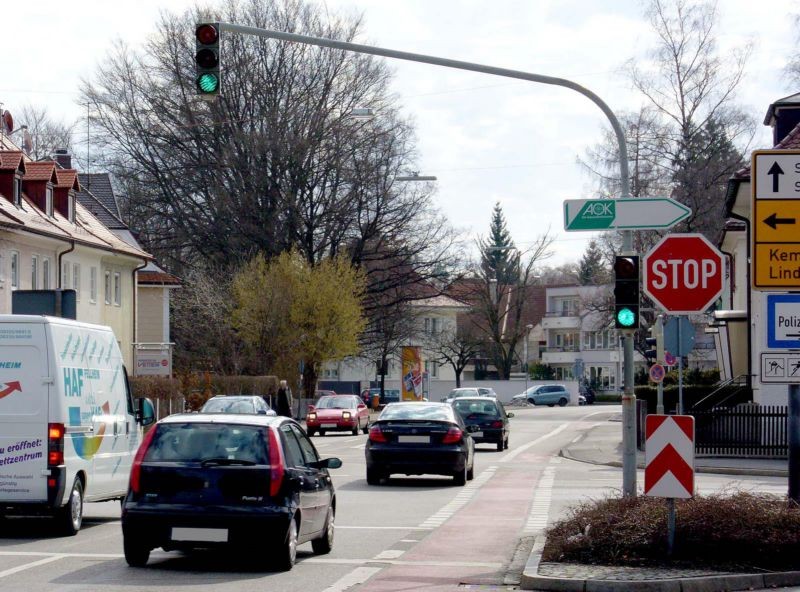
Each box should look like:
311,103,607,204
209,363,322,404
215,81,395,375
776,121,800,149
0,151,25,172
54,169,80,191
23,161,57,183
138,270,181,285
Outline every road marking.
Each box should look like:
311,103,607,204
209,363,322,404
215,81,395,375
321,566,382,592
400,539,418,542
336,525,432,530
501,423,570,463
0,556,63,578
522,457,560,536
418,465,497,528
373,549,404,560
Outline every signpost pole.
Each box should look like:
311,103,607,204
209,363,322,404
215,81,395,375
677,317,684,415
657,315,665,415
667,498,676,556
790,384,800,503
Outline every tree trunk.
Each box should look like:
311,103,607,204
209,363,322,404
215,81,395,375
302,362,317,400
455,369,462,388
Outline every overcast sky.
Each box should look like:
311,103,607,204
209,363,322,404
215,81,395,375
2,0,797,265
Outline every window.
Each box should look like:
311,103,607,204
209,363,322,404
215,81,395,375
68,194,75,223
72,264,81,301
12,177,20,206
424,360,438,378
280,425,305,468
290,425,319,464
90,267,97,303
45,186,53,217
10,251,19,289
113,272,121,305
104,271,111,304
62,262,70,290
42,259,50,289
31,255,38,289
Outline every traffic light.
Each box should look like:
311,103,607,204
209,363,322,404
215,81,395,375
644,333,657,364
195,23,221,98
614,255,640,329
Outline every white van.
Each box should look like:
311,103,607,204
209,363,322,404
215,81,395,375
0,315,154,535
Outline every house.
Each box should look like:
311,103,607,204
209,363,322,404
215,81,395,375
714,92,800,405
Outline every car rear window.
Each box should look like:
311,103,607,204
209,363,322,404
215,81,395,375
201,398,256,414
144,423,268,464
453,400,500,418
380,404,452,421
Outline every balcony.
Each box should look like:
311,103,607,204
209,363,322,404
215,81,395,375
541,312,581,330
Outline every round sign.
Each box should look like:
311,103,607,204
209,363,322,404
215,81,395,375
649,363,666,383
664,352,677,366
643,233,724,314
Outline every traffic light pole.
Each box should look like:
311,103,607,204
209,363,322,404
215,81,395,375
214,21,636,495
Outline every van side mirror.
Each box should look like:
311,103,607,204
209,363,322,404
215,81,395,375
136,397,156,426
506,412,515,418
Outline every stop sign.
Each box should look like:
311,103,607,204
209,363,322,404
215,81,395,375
643,233,724,314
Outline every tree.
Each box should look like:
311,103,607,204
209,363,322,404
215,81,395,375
479,203,518,284
578,239,608,285
16,104,77,162
425,317,482,387
82,0,461,314
232,251,366,396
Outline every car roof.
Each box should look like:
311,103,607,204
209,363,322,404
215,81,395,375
159,413,286,427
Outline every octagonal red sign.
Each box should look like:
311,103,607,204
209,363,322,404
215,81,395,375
643,234,724,314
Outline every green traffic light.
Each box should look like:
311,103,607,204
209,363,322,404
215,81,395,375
197,73,219,93
617,307,636,327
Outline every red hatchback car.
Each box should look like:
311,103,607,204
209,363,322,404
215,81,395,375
306,395,370,436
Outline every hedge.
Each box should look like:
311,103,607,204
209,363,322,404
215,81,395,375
128,374,280,412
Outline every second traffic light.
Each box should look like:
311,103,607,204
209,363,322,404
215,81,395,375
195,23,221,98
614,255,640,330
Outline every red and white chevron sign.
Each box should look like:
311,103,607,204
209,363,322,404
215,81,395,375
644,415,695,499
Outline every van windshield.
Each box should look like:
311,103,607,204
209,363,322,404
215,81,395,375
144,423,268,464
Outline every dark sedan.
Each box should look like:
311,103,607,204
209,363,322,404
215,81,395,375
122,414,341,571
451,397,513,451
365,402,475,486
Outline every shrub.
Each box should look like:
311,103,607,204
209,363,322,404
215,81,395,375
128,376,181,402
543,492,800,571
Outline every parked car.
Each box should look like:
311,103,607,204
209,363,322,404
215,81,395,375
360,388,402,406
121,413,342,571
477,387,498,398
579,394,587,406
365,402,475,485
306,395,370,436
200,395,276,416
450,397,513,451
524,384,571,407
441,387,480,403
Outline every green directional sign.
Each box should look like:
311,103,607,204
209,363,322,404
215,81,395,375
563,198,690,232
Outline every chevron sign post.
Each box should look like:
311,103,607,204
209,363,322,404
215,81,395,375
645,415,695,498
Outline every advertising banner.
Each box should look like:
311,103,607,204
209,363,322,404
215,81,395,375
401,346,423,401
134,347,172,377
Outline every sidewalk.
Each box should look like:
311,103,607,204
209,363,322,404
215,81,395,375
561,414,788,477
520,414,795,591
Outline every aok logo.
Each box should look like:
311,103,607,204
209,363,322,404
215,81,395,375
580,201,615,219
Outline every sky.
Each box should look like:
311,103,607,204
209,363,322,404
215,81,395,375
2,0,798,266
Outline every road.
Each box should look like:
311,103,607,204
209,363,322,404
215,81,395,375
0,405,786,591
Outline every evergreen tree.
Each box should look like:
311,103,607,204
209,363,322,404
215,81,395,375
480,202,519,283
578,239,608,285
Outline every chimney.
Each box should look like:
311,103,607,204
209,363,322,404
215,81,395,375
53,149,71,170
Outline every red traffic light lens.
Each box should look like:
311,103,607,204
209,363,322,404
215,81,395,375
614,256,639,279
196,24,219,45
196,48,218,69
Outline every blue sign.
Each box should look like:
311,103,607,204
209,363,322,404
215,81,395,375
664,317,695,356
766,294,800,349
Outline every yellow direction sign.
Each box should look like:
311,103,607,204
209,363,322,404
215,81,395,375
752,150,800,289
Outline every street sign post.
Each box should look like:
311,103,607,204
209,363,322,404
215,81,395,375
563,198,690,231
664,316,695,356
752,150,800,289
642,234,725,315
766,293,800,349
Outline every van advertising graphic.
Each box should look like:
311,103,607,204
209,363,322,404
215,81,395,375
0,437,44,496
0,380,21,400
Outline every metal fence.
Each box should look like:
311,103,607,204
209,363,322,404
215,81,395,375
693,404,787,458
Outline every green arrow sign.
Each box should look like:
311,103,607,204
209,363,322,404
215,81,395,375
563,198,691,231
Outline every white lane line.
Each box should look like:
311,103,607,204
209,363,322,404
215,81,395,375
0,556,63,579
321,566,382,592
336,525,432,530
350,443,366,449
418,465,497,529
373,549,405,560
522,457,560,536
399,539,418,543
500,423,570,463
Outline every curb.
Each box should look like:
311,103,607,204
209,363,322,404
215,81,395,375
521,542,800,591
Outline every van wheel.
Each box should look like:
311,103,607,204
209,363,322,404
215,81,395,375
57,478,83,536
311,507,334,554
273,518,298,571
124,535,150,567
558,398,568,407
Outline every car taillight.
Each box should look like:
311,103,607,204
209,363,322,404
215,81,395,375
442,427,463,444
267,427,285,497
47,423,65,466
369,425,387,443
129,427,158,494
491,420,503,428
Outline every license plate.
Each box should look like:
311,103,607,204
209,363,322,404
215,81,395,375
322,423,338,429
398,435,430,444
171,527,228,542
472,431,483,438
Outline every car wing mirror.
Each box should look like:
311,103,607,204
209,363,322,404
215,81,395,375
136,397,156,426
308,404,316,412
310,457,343,470
506,412,515,418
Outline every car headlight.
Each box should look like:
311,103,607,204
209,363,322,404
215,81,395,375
307,413,317,421
342,412,351,420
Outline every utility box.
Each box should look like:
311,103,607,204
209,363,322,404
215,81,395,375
12,289,77,319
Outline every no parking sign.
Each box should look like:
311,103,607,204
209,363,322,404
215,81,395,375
649,363,666,383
